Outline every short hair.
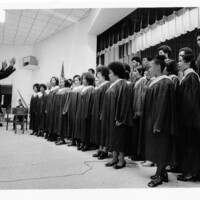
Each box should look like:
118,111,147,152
182,53,197,71
73,75,81,81
124,63,131,80
196,29,200,38
154,55,166,72
165,60,178,75
50,76,59,86
147,56,153,61
88,68,95,75
39,83,47,91
179,47,192,54
33,83,39,90
131,56,141,63
108,62,126,79
96,65,109,80
158,45,172,58
81,72,95,86
137,66,145,76
65,79,72,88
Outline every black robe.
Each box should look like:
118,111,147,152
101,79,132,153
90,81,110,146
45,86,59,133
139,76,178,166
29,93,38,131
178,70,200,175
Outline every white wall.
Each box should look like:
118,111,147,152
32,9,97,83
0,46,34,107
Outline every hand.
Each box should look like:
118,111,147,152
115,121,122,126
10,57,16,66
2,60,7,71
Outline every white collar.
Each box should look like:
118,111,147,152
180,68,200,84
73,85,84,91
149,75,172,88
38,92,42,97
109,79,122,89
33,93,38,97
50,85,59,91
134,76,146,88
168,74,178,79
82,85,94,92
95,81,109,89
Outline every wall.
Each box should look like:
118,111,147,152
0,46,34,107
32,9,98,83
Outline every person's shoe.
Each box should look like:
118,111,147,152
77,146,83,151
98,152,108,160
113,161,126,169
93,150,102,157
56,140,66,145
151,171,168,183
30,132,35,135
142,160,154,167
82,146,90,152
177,174,195,182
148,176,163,187
105,160,119,167
67,143,76,147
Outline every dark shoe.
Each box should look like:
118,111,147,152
30,132,35,135
151,171,168,183
77,146,83,151
177,174,195,182
148,176,163,187
113,161,126,169
105,160,119,167
98,152,108,160
82,146,90,152
93,150,102,157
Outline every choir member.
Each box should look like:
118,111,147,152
52,79,71,145
65,75,83,146
140,55,178,187
164,59,179,89
130,56,142,84
45,77,59,141
88,68,95,76
36,84,47,136
91,65,110,159
30,83,39,135
102,62,132,169
177,51,200,182
75,72,95,151
142,56,152,70
196,29,200,75
158,45,172,61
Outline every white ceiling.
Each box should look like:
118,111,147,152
0,9,91,46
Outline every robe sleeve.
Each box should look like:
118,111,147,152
0,65,16,80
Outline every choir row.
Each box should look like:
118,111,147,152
29,44,200,188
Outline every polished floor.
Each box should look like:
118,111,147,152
0,124,200,190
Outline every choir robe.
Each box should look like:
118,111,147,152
169,74,179,90
178,68,200,175
36,92,44,132
29,93,39,131
101,79,132,153
51,88,71,138
79,86,95,145
139,75,178,166
127,77,148,156
45,86,59,133
90,81,110,146
69,85,84,139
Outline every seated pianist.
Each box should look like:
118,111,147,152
13,99,26,130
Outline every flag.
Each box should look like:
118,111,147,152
60,61,65,79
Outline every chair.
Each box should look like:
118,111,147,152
6,108,28,134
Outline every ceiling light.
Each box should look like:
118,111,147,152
0,10,5,23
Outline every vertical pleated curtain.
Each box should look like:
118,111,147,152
97,7,200,66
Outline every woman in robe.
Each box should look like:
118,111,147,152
36,84,47,137
45,77,59,141
91,65,110,159
141,55,178,187
101,62,132,169
75,72,95,151
52,79,71,145
30,83,39,135
177,51,200,181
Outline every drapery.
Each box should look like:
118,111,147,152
97,7,199,65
